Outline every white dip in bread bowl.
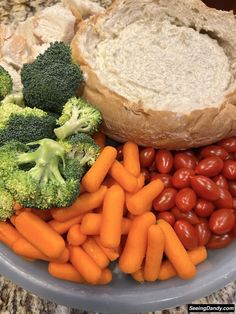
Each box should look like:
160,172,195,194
72,0,236,150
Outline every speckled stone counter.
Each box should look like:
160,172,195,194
0,0,236,313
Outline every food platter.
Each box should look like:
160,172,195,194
0,241,236,313
1,1,236,312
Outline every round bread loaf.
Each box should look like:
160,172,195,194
72,0,236,149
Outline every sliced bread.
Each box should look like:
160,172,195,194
72,0,236,149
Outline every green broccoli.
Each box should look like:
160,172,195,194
60,133,100,168
0,103,57,146
1,92,25,107
21,42,84,114
0,139,82,209
0,181,14,221
0,65,12,101
54,97,102,140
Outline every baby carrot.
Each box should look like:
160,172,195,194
48,215,83,234
136,173,145,191
121,218,131,234
131,269,144,283
10,215,17,226
12,238,69,263
97,268,112,285
80,213,102,235
13,203,23,211
80,183,86,194
188,245,208,264
67,224,87,246
0,222,21,248
126,179,164,215
144,225,164,282
127,212,136,220
54,248,70,263
15,207,32,215
123,141,140,177
81,213,131,235
82,237,109,269
82,146,117,192
158,219,196,280
100,185,125,248
103,176,117,188
94,236,119,261
15,212,65,259
119,212,156,273
159,246,207,280
92,132,106,149
51,186,107,222
69,246,102,284
109,160,138,193
31,209,52,221
48,262,84,283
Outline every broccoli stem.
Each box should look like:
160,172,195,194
17,139,65,185
79,152,92,167
54,107,94,140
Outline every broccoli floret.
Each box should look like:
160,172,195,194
21,42,84,114
0,65,12,101
0,181,14,221
0,103,56,146
54,97,102,140
60,133,100,168
1,92,25,107
0,139,82,209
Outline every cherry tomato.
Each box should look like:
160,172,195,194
228,180,236,197
209,209,235,235
153,188,177,212
195,222,212,246
139,147,155,168
149,161,157,172
184,150,196,157
195,157,223,177
116,145,123,161
155,150,174,174
233,198,236,210
151,173,173,188
222,160,236,180
206,233,234,249
199,217,209,223
194,199,214,217
218,137,236,153
191,176,220,201
174,153,197,170
171,207,200,225
212,175,229,190
200,145,228,160
174,220,198,249
214,188,233,209
141,168,151,184
225,152,235,160
175,188,197,212
172,168,195,189
157,211,175,226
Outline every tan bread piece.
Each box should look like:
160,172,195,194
0,2,77,91
72,0,236,149
62,0,105,21
33,3,76,44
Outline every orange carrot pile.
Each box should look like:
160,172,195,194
0,139,208,286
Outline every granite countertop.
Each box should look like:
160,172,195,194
0,0,236,313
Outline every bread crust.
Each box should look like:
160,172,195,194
72,0,236,149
